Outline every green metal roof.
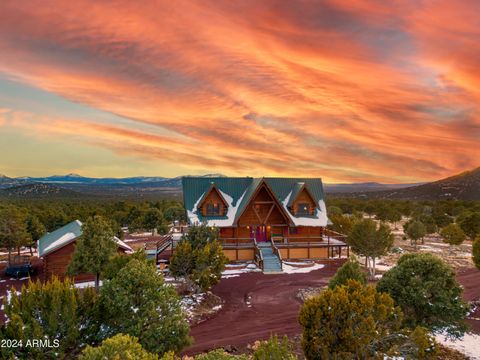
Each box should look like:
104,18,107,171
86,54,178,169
37,220,83,257
182,177,326,226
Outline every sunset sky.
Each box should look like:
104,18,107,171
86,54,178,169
0,1,479,183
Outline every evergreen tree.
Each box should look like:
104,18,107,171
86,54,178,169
406,220,426,250
387,209,402,229
377,253,468,337
102,249,150,280
299,280,402,359
0,206,31,262
459,212,480,239
195,349,248,360
143,208,167,235
67,216,117,291
170,224,228,292
328,214,355,236
79,334,160,360
25,214,46,255
472,235,480,270
100,259,191,355
328,257,367,289
440,223,466,254
347,219,394,279
3,277,98,359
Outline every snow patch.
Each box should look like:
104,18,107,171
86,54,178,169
283,263,325,274
435,332,480,360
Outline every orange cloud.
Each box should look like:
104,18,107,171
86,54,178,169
0,1,479,182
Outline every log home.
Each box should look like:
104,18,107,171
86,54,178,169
37,220,133,281
182,177,348,270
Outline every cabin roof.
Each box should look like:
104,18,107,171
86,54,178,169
182,177,328,227
37,220,133,257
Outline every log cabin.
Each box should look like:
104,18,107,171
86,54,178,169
37,220,133,281
182,177,348,269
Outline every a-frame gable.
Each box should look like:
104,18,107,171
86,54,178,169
198,183,229,216
235,179,293,226
289,183,318,216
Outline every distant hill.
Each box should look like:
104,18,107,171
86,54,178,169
0,183,85,199
337,167,480,200
324,182,422,193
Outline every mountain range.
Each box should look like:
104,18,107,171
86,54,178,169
0,168,479,200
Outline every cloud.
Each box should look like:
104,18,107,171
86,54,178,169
0,0,479,181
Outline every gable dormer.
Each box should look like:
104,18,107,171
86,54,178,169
287,182,317,216
198,183,229,217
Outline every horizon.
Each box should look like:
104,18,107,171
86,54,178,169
1,1,480,183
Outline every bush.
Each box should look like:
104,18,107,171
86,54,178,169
299,280,402,359
100,259,191,355
328,257,367,289
377,253,469,337
79,334,159,360
195,349,248,360
253,335,297,360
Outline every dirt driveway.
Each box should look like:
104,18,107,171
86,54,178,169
185,263,480,355
184,260,344,355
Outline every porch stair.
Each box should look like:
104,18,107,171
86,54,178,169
258,243,282,273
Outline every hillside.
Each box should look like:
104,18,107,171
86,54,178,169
0,183,85,199
337,167,480,200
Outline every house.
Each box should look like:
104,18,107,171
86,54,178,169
37,220,133,280
182,177,348,267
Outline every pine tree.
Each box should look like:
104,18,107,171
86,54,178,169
0,206,31,262
347,219,394,279
328,257,367,289
3,277,98,359
440,223,466,254
67,216,117,291
170,224,228,292
100,259,191,355
25,215,46,255
299,280,403,359
377,253,468,337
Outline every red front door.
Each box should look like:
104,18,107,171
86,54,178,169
256,225,267,242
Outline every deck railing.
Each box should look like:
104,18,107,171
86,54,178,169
253,238,264,270
270,239,283,271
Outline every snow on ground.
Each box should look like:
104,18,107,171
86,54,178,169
375,264,394,272
222,264,261,278
74,280,103,289
283,263,325,274
435,332,480,360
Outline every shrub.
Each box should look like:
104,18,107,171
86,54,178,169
299,280,402,359
377,253,468,337
472,235,480,270
79,334,159,360
195,349,248,360
253,335,297,360
328,257,367,289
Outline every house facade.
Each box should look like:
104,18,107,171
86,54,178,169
182,177,348,263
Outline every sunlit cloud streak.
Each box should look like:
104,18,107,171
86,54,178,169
0,0,479,181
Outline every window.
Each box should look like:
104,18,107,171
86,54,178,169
206,203,220,216
297,203,310,215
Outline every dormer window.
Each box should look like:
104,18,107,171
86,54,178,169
297,203,311,216
206,203,221,216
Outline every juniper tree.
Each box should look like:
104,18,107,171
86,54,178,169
472,235,480,270
440,223,466,255
3,277,98,359
170,224,228,292
406,220,427,250
347,219,394,279
377,253,469,337
67,216,117,291
459,212,480,239
99,259,191,355
328,257,367,289
25,214,46,255
299,280,403,359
